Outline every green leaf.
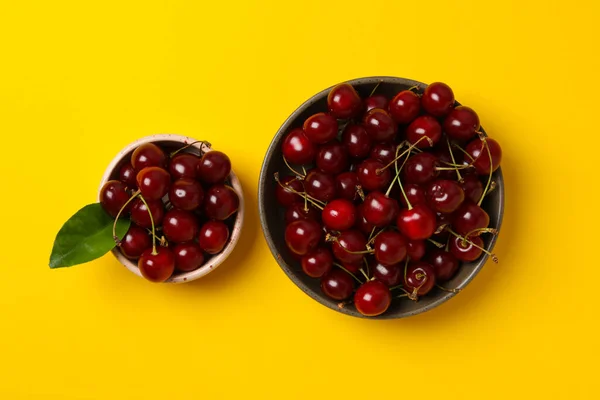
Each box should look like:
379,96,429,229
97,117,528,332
49,203,131,269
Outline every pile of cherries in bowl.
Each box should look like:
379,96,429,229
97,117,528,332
100,142,240,282
275,81,502,317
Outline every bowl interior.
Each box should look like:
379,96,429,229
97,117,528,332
259,77,504,318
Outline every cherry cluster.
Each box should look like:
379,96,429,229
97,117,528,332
276,81,502,316
100,142,239,282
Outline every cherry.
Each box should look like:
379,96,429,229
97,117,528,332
276,175,304,207
321,269,355,300
301,247,333,278
305,170,336,202
404,261,436,298
402,153,439,185
341,124,372,158
465,137,502,175
163,209,199,243
388,90,420,123
131,143,166,171
285,203,320,224
372,260,402,287
335,171,359,201
449,235,483,261
460,174,484,203
203,185,240,220
406,115,442,148
173,242,205,272
282,128,317,165
138,246,175,283
365,95,389,113
355,204,375,235
197,151,231,184
332,230,368,264
119,163,138,189
399,184,426,207
136,167,171,200
357,158,391,191
120,225,152,259
285,219,322,255
303,113,338,144
130,198,165,229
426,249,459,281
421,82,455,117
432,212,453,242
453,201,490,236
406,239,426,261
198,220,230,254
444,106,480,141
426,179,465,213
169,179,204,211
370,142,397,165
373,231,407,265
354,280,391,317
363,108,398,142
316,141,349,175
322,199,356,231
327,83,362,119
100,180,132,217
362,191,399,227
397,204,436,240
169,153,199,180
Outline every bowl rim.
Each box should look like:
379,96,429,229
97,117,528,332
258,76,505,319
99,133,245,284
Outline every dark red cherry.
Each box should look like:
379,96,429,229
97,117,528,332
460,174,484,203
372,260,402,287
169,153,199,180
362,191,399,227
285,203,320,224
354,280,391,316
303,113,338,144
444,106,480,141
197,151,231,184
357,158,392,191
136,167,171,201
355,204,375,235
465,137,502,175
426,249,459,281
342,124,372,158
130,198,165,229
449,235,483,261
100,180,132,218
453,201,490,236
276,175,304,207
120,225,152,259
203,185,240,220
285,219,322,256
198,220,230,254
388,90,420,123
363,108,398,142
119,163,138,189
138,246,175,283
301,247,333,278
365,95,389,113
169,179,204,211
132,143,166,171
332,230,368,264
316,141,349,175
305,170,336,202
397,204,436,240
321,269,355,300
406,115,442,148
173,242,205,272
406,239,426,261
322,199,356,231
282,128,317,165
421,82,454,117
373,231,407,265
399,184,426,207
327,83,362,119
335,171,359,201
402,153,439,184
370,142,396,165
404,262,436,297
426,179,465,213
163,209,199,243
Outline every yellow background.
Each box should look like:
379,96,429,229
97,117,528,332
1,0,598,398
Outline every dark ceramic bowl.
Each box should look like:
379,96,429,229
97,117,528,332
258,76,504,319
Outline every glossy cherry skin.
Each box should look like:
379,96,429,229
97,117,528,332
465,137,502,175
335,171,359,201
453,201,490,236
276,175,304,207
460,174,484,203
372,261,402,286
138,247,175,283
321,269,355,300
119,163,138,189
406,239,426,261
285,203,320,224
198,220,229,254
373,231,407,265
303,113,338,144
363,108,397,142
370,142,396,165
342,124,372,159
322,199,356,231
169,179,204,211
399,183,426,208
100,180,132,217
404,262,436,297
426,179,465,213
301,247,333,278
197,151,231,184
332,230,368,264
357,158,392,191
284,219,322,256
316,141,349,175
203,185,240,220
136,167,171,201
406,115,442,148
169,153,199,180
327,83,362,119
365,95,389,112
444,106,480,141
173,242,205,272
421,82,455,117
281,128,316,165
449,235,483,261
362,191,399,227
305,170,336,202
354,280,391,316
397,204,436,240
120,225,152,259
388,90,420,123
355,204,375,235
132,143,166,171
426,249,459,281
402,153,439,185
163,209,199,243
130,198,165,229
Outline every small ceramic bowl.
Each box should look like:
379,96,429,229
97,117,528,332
258,76,504,318
99,134,244,283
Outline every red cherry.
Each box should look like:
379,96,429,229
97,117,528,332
421,82,454,117
373,231,407,265
119,163,138,189
169,179,204,211
406,239,426,261
304,170,336,202
316,141,349,175
370,142,397,165
426,249,459,281
465,137,502,175
460,174,484,203
444,106,480,141
341,124,372,158
120,225,152,259
363,108,398,142
100,180,132,218
285,220,322,256
362,191,399,227
404,261,436,297
197,151,231,184
388,90,420,123
399,183,426,207
282,128,316,165
138,247,175,283
203,185,240,220
402,153,439,184
132,143,166,171
169,153,199,180
198,220,230,254
322,199,356,231
332,230,367,264
365,95,389,112
397,204,436,240
321,269,355,300
130,198,165,229
327,83,362,119
136,167,171,201
354,280,391,316
276,175,304,207
449,235,483,261
173,242,205,272
303,113,338,144
406,115,442,148
301,247,333,278
372,260,402,287
357,158,391,191
425,179,465,213
163,209,199,243
335,171,359,201
453,201,490,236
285,203,320,224
355,204,375,235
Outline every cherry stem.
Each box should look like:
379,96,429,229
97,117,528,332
377,136,432,174
395,147,413,210
436,284,461,294
359,268,370,281
436,165,473,171
462,228,498,246
427,238,445,248
137,195,157,255
408,85,420,93
369,81,382,97
274,172,325,210
282,156,306,179
112,189,141,246
356,185,365,201
409,275,427,301
403,257,409,285
397,293,410,298
334,263,363,284
327,235,373,255
446,136,462,181
367,228,385,245
452,144,475,161
363,258,370,278
478,137,494,206
170,140,209,157
367,227,377,242
146,229,168,247
447,228,499,263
